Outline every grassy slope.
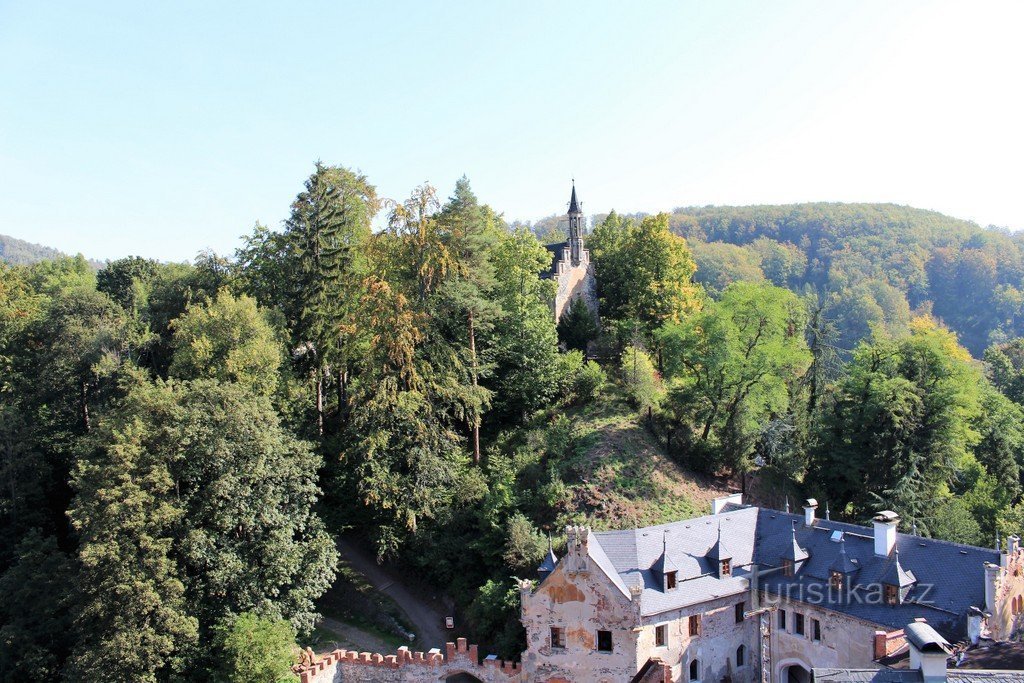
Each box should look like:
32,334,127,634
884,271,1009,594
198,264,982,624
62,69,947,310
552,388,733,530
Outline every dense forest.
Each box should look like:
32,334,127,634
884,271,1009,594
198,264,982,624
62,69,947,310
4,168,1024,682
0,233,70,266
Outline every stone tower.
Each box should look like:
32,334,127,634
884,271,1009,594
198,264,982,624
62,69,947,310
568,183,584,266
542,183,598,322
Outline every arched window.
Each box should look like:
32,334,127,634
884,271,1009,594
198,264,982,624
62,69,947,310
689,659,701,682
737,645,745,667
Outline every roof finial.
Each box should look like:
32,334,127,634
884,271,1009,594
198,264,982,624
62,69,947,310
784,496,790,513
997,529,1002,552
911,522,917,536
825,501,831,521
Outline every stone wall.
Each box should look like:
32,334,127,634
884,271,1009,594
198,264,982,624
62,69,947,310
294,638,521,683
550,246,598,322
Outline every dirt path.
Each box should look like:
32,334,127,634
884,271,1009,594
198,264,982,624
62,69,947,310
335,537,451,650
314,616,394,655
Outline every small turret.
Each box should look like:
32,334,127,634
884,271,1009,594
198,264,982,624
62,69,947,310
537,536,558,582
566,182,584,266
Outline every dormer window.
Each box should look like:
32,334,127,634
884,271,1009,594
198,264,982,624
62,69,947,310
721,559,731,576
666,570,677,590
884,584,898,605
830,570,843,590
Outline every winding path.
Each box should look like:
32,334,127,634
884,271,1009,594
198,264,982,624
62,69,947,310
334,537,451,650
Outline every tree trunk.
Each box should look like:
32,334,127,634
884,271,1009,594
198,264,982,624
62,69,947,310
469,310,481,465
315,368,324,437
81,381,91,433
338,367,349,431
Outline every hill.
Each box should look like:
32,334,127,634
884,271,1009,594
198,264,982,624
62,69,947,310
0,233,65,265
661,202,1022,355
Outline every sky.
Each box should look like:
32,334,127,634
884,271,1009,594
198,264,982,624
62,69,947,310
1,1,1022,262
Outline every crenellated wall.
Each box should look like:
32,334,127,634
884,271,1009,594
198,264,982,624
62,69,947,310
294,638,521,683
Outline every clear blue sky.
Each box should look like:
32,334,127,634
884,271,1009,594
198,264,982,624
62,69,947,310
1,1,1022,262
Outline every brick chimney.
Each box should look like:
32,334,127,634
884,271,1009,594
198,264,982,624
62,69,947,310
873,511,899,556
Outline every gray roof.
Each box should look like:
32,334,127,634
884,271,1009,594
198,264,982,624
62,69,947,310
551,504,999,637
830,540,859,574
880,551,917,588
813,669,1024,683
905,621,950,653
542,241,567,278
782,523,811,562
538,544,558,575
652,533,681,575
568,185,581,214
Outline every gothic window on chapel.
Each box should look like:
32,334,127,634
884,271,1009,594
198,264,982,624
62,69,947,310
690,659,701,682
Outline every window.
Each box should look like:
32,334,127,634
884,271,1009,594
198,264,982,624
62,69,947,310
782,559,793,577
688,614,701,636
597,630,613,652
778,609,787,631
795,612,805,636
550,626,565,649
689,659,701,682
735,602,745,623
736,645,745,667
884,585,898,605
655,624,667,647
812,618,821,642
666,571,677,590
830,571,843,590
721,559,731,576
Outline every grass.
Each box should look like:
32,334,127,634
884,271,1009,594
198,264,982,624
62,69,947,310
543,385,733,530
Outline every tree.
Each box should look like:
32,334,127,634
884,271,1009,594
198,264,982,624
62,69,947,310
486,228,564,422
0,531,76,682
985,338,1024,405
589,212,702,336
169,289,282,394
659,282,810,472
557,297,599,353
96,256,160,315
216,613,296,683
68,380,198,682
811,319,984,528
620,346,664,419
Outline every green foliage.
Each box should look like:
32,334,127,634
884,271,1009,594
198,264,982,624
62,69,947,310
96,256,160,314
503,512,547,574
0,531,75,682
466,578,525,661
589,212,702,338
0,233,65,266
812,319,984,529
571,359,607,404
930,498,983,546
619,346,663,415
170,289,282,393
690,240,765,295
660,282,811,472
216,613,297,683
557,297,599,352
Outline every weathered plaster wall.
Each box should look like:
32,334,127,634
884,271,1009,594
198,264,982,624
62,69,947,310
768,597,880,680
520,529,638,683
636,594,758,683
987,540,1024,640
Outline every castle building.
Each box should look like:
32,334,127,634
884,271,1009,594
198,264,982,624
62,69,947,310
517,495,1024,683
543,184,598,322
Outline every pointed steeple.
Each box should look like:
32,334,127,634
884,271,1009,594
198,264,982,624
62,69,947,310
568,181,581,214
537,535,558,581
706,520,733,561
881,547,916,588
653,530,679,577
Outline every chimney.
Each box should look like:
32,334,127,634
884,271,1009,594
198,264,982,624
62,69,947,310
873,511,899,556
803,499,818,527
712,492,743,515
906,620,951,682
1009,535,1020,556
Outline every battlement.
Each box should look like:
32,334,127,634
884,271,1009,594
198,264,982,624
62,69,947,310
295,637,521,682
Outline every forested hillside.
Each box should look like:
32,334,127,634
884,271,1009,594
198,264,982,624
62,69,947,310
6,173,1024,680
666,203,1022,355
0,233,65,265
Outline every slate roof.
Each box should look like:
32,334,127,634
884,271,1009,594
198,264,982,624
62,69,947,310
564,503,1000,637
543,242,567,278
568,185,581,213
830,540,859,575
813,669,1024,683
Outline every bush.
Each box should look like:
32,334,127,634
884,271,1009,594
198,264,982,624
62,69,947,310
216,613,297,683
572,361,607,404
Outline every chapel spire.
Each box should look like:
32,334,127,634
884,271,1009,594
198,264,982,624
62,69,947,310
567,181,584,266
